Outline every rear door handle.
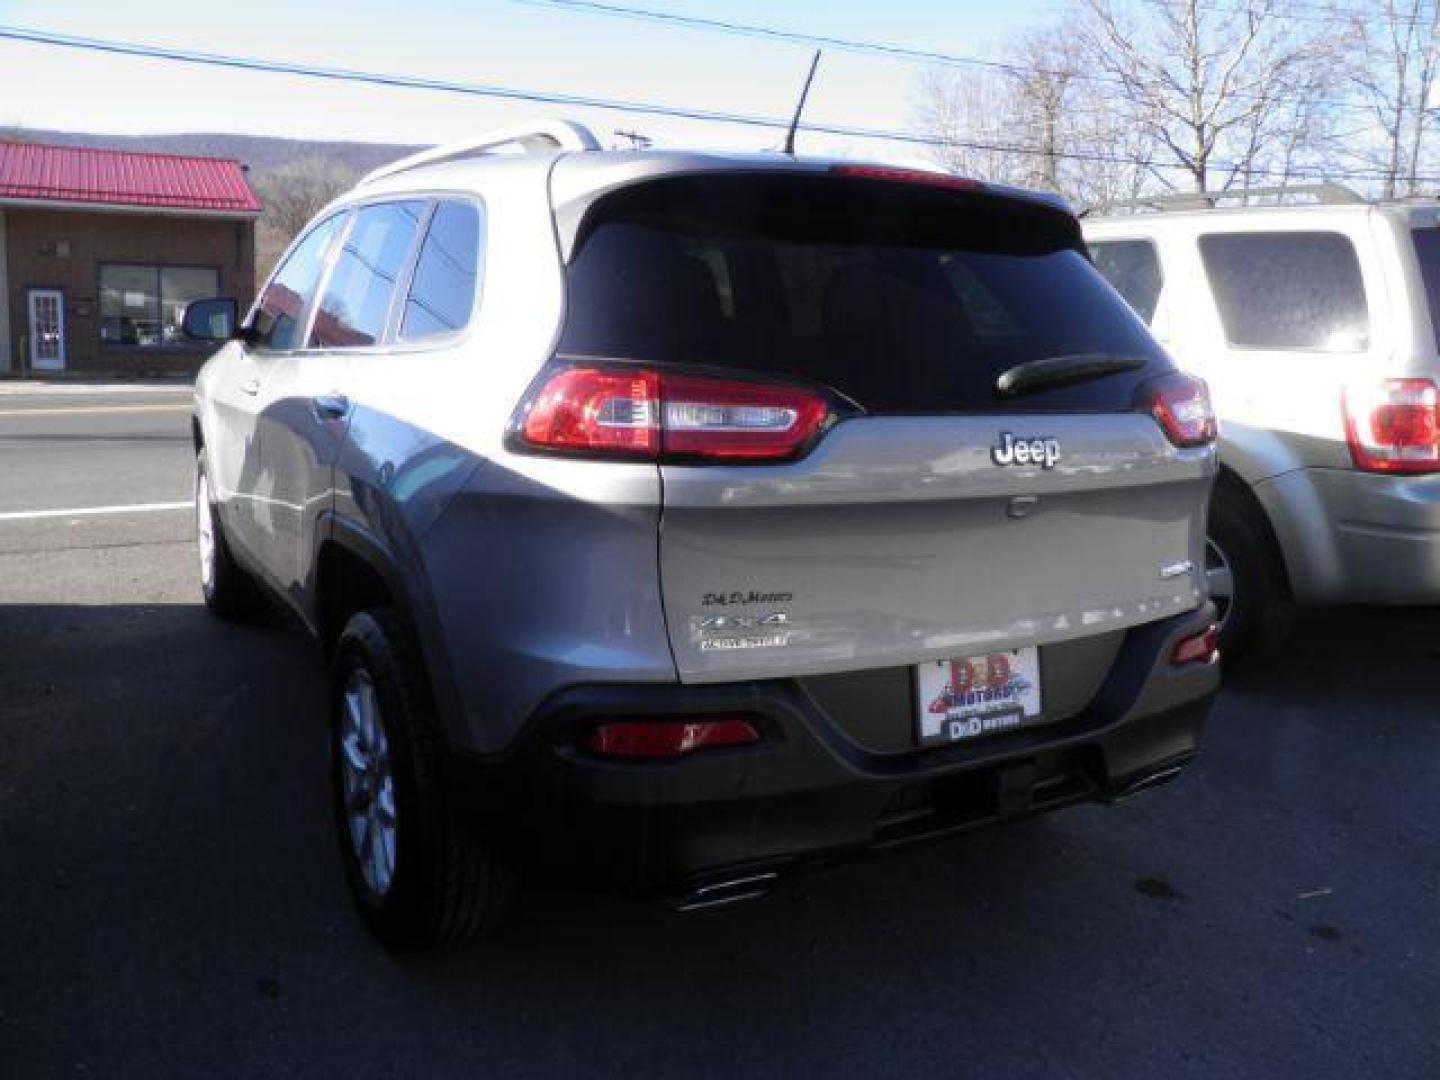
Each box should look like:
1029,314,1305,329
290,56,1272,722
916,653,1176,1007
240,376,261,396
311,392,351,422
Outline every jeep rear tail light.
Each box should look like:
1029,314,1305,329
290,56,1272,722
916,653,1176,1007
1141,373,1217,448
514,366,833,463
1343,378,1440,474
660,373,832,460
587,717,762,759
519,367,661,458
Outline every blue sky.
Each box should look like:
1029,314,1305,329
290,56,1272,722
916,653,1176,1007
0,0,1060,154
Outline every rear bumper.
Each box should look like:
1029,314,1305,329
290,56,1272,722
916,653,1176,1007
449,607,1219,892
1256,467,1440,604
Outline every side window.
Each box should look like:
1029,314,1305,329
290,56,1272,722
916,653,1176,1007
252,214,343,351
399,200,485,342
310,200,428,348
1088,240,1163,324
1199,231,1369,351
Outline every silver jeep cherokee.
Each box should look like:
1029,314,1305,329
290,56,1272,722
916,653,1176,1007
186,120,1221,949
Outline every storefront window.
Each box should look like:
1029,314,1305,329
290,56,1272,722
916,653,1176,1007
99,264,221,347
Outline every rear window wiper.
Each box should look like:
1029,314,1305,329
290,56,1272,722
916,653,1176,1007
995,353,1148,399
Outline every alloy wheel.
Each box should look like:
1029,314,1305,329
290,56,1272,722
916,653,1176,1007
339,669,398,897
196,469,216,594
1205,537,1235,630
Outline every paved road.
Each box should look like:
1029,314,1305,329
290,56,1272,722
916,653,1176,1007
0,386,193,511
1,388,1437,1078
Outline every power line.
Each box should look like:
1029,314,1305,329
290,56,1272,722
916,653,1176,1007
512,0,1383,115
0,23,1131,160
1073,0,1427,29
1181,0,1437,28
0,22,1434,185
511,0,1034,76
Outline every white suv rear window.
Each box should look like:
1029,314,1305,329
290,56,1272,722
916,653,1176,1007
1089,239,1163,324
1199,231,1369,352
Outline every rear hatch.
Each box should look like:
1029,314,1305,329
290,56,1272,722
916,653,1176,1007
554,168,1213,684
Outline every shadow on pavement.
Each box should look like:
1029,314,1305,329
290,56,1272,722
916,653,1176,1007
1,601,1436,1078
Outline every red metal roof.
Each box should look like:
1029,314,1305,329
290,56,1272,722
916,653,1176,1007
0,140,262,215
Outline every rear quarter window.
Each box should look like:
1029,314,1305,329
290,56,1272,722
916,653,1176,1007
399,200,485,342
1199,231,1369,352
1088,239,1164,324
559,173,1171,414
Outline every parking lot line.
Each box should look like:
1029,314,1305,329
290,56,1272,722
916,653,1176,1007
0,501,190,522
0,403,191,417
0,381,191,395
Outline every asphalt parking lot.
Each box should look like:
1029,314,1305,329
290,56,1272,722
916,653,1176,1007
1,385,1437,1078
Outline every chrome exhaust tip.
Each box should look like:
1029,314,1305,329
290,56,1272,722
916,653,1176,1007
676,871,779,913
1108,763,1186,803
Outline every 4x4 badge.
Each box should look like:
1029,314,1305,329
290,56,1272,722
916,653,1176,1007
992,432,1061,470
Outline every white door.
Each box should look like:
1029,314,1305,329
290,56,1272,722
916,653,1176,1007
27,289,65,373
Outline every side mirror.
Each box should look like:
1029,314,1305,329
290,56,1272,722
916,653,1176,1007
181,297,239,342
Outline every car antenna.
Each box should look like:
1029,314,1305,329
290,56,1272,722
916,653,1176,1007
781,50,822,156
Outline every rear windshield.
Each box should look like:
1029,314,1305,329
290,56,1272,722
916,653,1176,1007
559,174,1170,413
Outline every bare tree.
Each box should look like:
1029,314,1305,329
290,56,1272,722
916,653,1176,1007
1060,87,1156,208
251,157,356,284
1345,0,1440,197
914,20,1147,207
252,157,356,241
915,64,1038,188
1074,0,1340,193
1006,27,1082,191
913,1,1353,206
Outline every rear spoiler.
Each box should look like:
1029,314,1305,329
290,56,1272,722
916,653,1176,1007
552,165,1082,263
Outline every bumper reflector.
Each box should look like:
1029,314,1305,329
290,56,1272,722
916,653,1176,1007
1171,624,1220,667
587,717,761,759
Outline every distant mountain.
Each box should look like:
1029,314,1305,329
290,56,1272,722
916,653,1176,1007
1,128,423,176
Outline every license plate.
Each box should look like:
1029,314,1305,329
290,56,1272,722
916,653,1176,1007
915,647,1042,746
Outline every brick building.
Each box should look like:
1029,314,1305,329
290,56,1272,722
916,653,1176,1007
0,140,260,377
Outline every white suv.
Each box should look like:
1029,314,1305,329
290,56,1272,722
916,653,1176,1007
1085,186,1440,663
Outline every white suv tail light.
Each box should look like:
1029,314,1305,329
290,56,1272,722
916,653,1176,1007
1343,378,1440,474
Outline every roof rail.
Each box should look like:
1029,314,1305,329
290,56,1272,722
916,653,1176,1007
360,119,601,186
1094,182,1365,215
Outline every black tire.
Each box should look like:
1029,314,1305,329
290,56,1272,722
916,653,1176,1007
195,450,259,618
1207,484,1295,669
331,608,515,950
